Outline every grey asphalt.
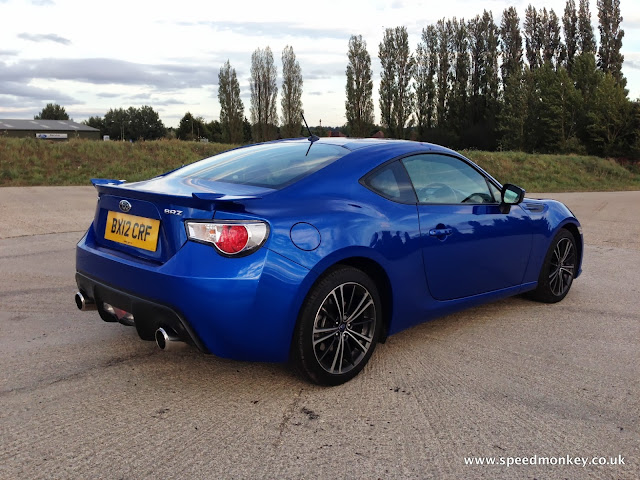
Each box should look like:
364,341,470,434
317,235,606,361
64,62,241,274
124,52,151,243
0,187,638,479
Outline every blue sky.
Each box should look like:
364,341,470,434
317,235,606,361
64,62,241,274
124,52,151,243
0,0,638,127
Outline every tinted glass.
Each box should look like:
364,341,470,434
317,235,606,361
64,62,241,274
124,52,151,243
503,186,522,204
364,161,416,203
170,142,347,188
402,154,496,204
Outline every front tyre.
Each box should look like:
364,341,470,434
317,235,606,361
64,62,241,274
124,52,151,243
528,229,577,303
291,266,382,386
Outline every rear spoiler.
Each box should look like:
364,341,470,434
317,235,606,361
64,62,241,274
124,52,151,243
90,179,261,211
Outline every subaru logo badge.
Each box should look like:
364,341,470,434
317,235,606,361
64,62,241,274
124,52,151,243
119,200,132,213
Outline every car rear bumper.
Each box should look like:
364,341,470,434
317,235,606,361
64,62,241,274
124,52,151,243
76,227,315,362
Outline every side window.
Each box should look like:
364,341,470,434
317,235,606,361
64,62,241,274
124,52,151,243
488,182,501,202
362,161,416,204
402,154,496,204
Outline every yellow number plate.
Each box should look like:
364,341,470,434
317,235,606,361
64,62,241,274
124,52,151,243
104,211,160,252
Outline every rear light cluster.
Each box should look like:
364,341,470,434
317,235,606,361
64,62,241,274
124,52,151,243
186,221,269,256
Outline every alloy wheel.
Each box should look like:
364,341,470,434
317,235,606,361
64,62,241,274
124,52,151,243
549,237,576,297
312,282,377,375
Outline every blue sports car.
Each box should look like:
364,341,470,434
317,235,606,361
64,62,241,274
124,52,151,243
75,137,583,385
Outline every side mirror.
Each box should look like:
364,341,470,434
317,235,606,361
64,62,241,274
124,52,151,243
499,184,525,213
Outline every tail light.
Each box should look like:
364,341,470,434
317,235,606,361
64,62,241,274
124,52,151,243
186,221,269,256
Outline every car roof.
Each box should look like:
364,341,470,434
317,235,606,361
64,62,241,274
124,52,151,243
272,136,458,155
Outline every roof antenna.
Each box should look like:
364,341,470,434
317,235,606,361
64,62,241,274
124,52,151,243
301,112,318,142
301,112,319,156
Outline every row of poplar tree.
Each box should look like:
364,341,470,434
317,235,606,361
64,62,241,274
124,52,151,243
217,0,635,157
345,0,634,157
217,45,303,145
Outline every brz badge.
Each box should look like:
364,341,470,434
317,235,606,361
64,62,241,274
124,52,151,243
164,209,183,216
119,200,132,213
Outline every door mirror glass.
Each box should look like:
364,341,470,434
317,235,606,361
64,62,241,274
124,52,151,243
501,184,525,205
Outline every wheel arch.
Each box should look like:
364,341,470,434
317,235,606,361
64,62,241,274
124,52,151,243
335,256,393,343
559,221,583,278
297,255,394,345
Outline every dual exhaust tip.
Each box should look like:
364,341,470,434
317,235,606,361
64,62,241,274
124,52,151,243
75,291,185,351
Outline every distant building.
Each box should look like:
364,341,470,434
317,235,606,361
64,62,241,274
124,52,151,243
371,131,385,139
0,119,100,140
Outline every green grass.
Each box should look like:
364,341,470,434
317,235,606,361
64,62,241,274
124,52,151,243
462,150,640,192
1,137,639,191
0,138,238,186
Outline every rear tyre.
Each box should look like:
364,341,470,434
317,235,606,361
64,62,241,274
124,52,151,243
527,229,577,303
291,266,382,386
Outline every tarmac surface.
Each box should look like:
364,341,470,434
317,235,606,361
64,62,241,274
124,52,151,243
0,187,638,479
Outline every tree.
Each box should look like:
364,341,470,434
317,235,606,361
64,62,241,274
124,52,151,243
597,0,625,87
499,7,523,86
578,0,596,54
541,9,565,67
176,112,208,141
563,0,579,72
448,18,470,139
206,120,223,143
467,10,500,149
101,106,164,141
499,7,525,150
280,46,303,138
499,69,527,150
414,25,438,138
129,106,165,140
525,65,580,152
392,26,415,139
378,26,415,138
436,19,454,128
524,5,543,70
250,47,278,142
34,103,69,120
104,108,128,141
83,116,105,137
242,117,253,143
345,35,375,137
587,73,633,156
378,28,397,136
218,60,245,144
573,51,600,144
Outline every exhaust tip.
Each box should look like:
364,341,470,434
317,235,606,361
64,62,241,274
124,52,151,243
155,327,170,350
155,327,184,351
75,291,96,311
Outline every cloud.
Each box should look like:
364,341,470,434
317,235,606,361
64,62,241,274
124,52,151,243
192,20,351,41
17,33,70,45
0,81,76,103
0,50,18,57
0,58,216,90
306,68,344,80
96,92,121,98
309,91,324,96
152,98,187,106
30,0,54,5
626,60,640,70
127,93,153,100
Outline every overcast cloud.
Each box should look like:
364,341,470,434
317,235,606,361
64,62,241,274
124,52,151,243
0,0,638,127
17,33,71,45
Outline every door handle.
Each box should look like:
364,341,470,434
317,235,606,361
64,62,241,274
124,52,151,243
429,228,453,237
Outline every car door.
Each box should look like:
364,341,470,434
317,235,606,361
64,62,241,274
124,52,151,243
402,153,533,301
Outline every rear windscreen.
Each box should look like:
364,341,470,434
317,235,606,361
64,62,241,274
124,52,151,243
170,142,348,188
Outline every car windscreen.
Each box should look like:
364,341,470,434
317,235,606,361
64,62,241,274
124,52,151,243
170,142,348,189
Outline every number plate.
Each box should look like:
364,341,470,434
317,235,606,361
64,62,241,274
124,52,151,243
104,211,160,252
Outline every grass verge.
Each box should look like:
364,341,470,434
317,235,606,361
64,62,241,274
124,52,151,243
0,138,238,186
1,138,639,191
